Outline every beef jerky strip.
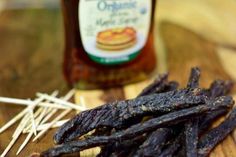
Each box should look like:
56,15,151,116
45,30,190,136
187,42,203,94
163,81,179,92
185,120,199,157
160,78,233,157
154,97,233,157
198,108,236,157
207,80,234,98
130,125,182,157
187,67,201,89
159,131,185,157
105,102,178,155
198,109,228,133
185,67,201,157
199,79,234,133
97,76,179,157
133,128,174,157
109,129,170,157
54,88,205,144
98,80,179,156
138,73,168,97
161,78,233,157
100,134,147,157
97,135,146,157
41,96,233,157
160,109,229,157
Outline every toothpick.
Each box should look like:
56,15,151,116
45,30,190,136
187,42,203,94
23,108,57,133
0,95,50,134
16,91,59,155
23,119,69,133
16,131,33,155
0,90,78,156
62,89,76,101
19,107,45,135
12,113,30,139
16,108,48,155
23,91,59,134
39,108,57,126
0,97,69,108
0,97,32,106
33,109,72,142
8,97,45,138
39,89,76,125
0,108,28,133
29,108,37,136
79,96,86,108
78,96,87,114
36,93,86,111
12,108,43,138
37,119,69,130
0,113,28,157
0,95,70,110
32,90,77,141
39,102,70,109
23,108,49,133
28,96,47,136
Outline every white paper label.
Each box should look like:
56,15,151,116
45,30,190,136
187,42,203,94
79,0,152,65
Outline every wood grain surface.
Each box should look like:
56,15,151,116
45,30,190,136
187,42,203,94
0,9,68,157
0,2,236,157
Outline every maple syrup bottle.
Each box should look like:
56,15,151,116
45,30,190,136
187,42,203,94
62,0,157,89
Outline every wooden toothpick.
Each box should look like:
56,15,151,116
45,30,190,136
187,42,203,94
36,92,86,111
38,89,76,126
16,108,48,155
0,90,69,109
0,113,29,157
22,90,59,134
16,91,59,155
0,97,32,106
32,109,72,142
38,119,69,130
0,89,78,156
23,119,69,133
79,96,86,108
32,89,77,142
28,96,46,136
12,108,43,138
0,108,28,133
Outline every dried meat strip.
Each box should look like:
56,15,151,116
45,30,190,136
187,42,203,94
187,67,201,89
98,134,146,157
41,96,233,157
97,75,179,156
198,109,228,133
185,120,199,157
162,108,229,157
133,128,173,157
185,67,201,157
138,73,168,96
198,108,236,157
151,97,233,157
206,80,234,98
54,88,205,144
163,81,179,92
199,79,233,133
158,132,184,157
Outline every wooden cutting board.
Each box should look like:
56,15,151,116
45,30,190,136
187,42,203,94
0,1,236,156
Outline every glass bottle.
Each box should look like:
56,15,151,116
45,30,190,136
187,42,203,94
61,0,157,89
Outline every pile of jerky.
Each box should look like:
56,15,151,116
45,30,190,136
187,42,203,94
40,67,236,157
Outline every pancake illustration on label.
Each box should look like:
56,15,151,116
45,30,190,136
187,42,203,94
96,27,137,51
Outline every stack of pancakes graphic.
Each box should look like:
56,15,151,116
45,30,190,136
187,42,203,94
96,27,137,51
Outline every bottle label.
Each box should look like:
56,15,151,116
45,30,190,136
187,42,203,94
79,0,152,65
